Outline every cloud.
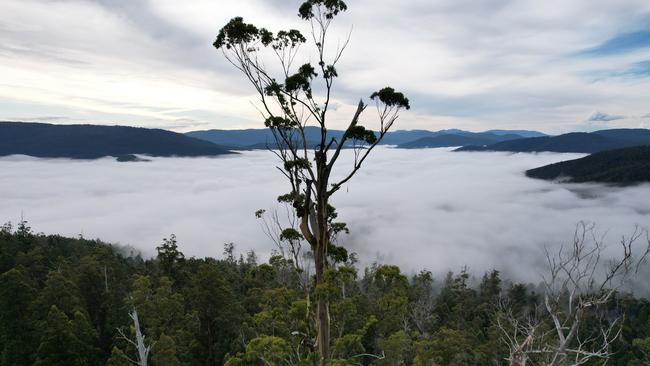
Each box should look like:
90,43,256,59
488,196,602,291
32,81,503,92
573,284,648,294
587,111,626,122
1,148,649,283
2,0,650,133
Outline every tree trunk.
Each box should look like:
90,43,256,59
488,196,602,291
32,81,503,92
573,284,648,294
315,249,330,366
131,309,150,366
315,180,330,365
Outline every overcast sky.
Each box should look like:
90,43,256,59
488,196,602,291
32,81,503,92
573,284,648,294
1,0,650,133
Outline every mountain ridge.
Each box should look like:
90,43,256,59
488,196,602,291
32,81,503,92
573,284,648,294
186,127,547,150
0,121,233,159
456,129,650,154
526,145,650,184
397,132,524,149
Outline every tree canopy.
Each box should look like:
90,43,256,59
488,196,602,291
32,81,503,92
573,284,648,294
1,222,649,365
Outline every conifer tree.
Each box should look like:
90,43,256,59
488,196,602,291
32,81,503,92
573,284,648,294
151,334,181,366
106,347,131,366
35,306,89,366
0,268,35,366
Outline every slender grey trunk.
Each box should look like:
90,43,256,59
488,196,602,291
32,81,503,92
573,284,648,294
130,308,151,366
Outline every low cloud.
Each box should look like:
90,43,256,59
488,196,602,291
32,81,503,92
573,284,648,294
1,149,649,283
587,111,625,122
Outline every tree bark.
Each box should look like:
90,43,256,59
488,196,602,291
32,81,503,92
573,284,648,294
315,163,331,365
315,249,330,366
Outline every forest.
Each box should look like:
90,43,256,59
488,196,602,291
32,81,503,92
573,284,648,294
1,220,650,365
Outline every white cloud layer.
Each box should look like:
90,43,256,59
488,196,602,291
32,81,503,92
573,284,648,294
2,148,649,282
1,0,650,133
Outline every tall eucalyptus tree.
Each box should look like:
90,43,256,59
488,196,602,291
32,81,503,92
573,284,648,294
213,1,410,364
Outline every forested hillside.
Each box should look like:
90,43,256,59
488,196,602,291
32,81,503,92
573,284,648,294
0,122,232,159
1,222,649,365
457,129,650,153
526,146,650,184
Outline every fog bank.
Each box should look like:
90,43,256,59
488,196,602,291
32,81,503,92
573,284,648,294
1,148,649,281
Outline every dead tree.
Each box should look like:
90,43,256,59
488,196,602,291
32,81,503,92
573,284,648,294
117,307,152,366
256,207,309,278
213,1,410,364
498,222,650,366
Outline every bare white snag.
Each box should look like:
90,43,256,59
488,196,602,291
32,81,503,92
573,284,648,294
498,222,650,366
117,307,152,366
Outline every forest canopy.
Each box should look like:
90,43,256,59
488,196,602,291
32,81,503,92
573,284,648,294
1,221,650,365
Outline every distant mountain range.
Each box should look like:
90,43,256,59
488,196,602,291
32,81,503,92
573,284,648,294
186,127,546,150
1,122,550,159
187,127,339,150
0,122,232,159
526,146,650,185
397,132,524,149
485,129,547,138
456,129,650,153
9,121,650,164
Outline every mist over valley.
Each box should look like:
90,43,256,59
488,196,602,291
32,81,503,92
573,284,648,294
3,147,648,281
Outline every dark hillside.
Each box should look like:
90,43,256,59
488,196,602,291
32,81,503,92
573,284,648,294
0,122,232,159
526,145,650,184
457,129,650,153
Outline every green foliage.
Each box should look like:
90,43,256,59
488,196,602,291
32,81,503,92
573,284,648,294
412,341,439,366
327,243,348,263
1,227,649,365
151,333,181,366
285,64,318,96
38,270,84,317
0,268,35,366
298,0,348,20
225,336,293,366
633,337,650,365
274,30,307,50
189,264,244,364
370,87,411,110
213,16,306,56
280,228,304,242
527,145,650,184
415,327,476,365
332,334,364,360
377,330,413,365
213,17,263,50
346,125,377,144
264,116,297,130
156,234,185,279
34,305,100,366
105,347,130,366
284,158,311,171
323,65,338,79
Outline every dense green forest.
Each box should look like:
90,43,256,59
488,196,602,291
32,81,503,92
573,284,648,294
1,221,650,365
526,145,650,184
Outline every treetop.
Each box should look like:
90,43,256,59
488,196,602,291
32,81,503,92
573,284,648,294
298,0,348,20
370,87,411,110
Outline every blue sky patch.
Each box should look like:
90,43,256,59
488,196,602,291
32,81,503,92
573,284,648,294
581,29,650,56
624,60,650,76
